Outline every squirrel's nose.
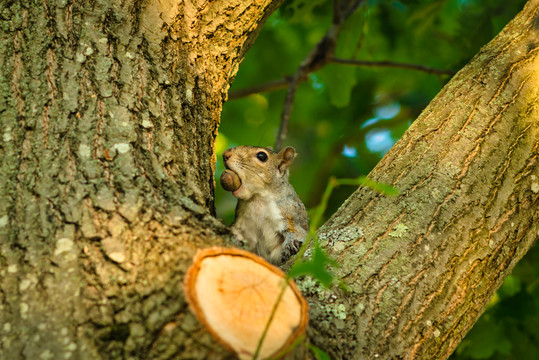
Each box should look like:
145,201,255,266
223,149,232,162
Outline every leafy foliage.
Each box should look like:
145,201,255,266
216,0,537,358
288,240,338,288
309,343,333,360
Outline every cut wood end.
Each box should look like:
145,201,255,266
183,247,309,359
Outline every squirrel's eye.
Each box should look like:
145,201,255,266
256,152,268,162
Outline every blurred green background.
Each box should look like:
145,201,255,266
215,0,538,358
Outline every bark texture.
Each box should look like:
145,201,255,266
306,1,539,359
0,0,282,359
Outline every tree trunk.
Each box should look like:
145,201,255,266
0,1,537,360
307,1,539,359
0,0,282,359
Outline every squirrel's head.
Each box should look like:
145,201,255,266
222,146,296,200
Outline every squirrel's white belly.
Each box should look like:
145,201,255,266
232,197,285,263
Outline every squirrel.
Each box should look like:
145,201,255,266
220,146,308,265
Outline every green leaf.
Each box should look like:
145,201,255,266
458,317,512,359
357,176,399,196
499,275,522,297
406,1,447,34
285,0,328,24
288,240,337,287
309,344,332,360
335,7,368,58
318,66,357,108
334,176,399,196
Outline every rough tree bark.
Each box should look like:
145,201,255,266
0,2,537,360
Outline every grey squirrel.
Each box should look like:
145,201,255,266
220,146,308,265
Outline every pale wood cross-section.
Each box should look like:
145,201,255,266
183,247,309,359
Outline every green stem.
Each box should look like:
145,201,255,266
252,277,290,360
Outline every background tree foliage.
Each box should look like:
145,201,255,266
215,0,538,359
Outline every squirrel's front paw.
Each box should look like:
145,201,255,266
280,239,303,263
230,227,247,248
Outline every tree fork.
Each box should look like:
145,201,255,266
0,0,537,360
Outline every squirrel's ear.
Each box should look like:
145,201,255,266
277,147,296,173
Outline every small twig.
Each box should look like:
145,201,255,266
274,0,369,150
330,57,456,76
339,0,364,22
228,59,455,100
252,277,290,360
274,72,301,151
228,77,291,100
275,22,342,151
352,26,366,59
333,0,341,24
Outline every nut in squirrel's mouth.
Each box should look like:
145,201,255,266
220,167,243,194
